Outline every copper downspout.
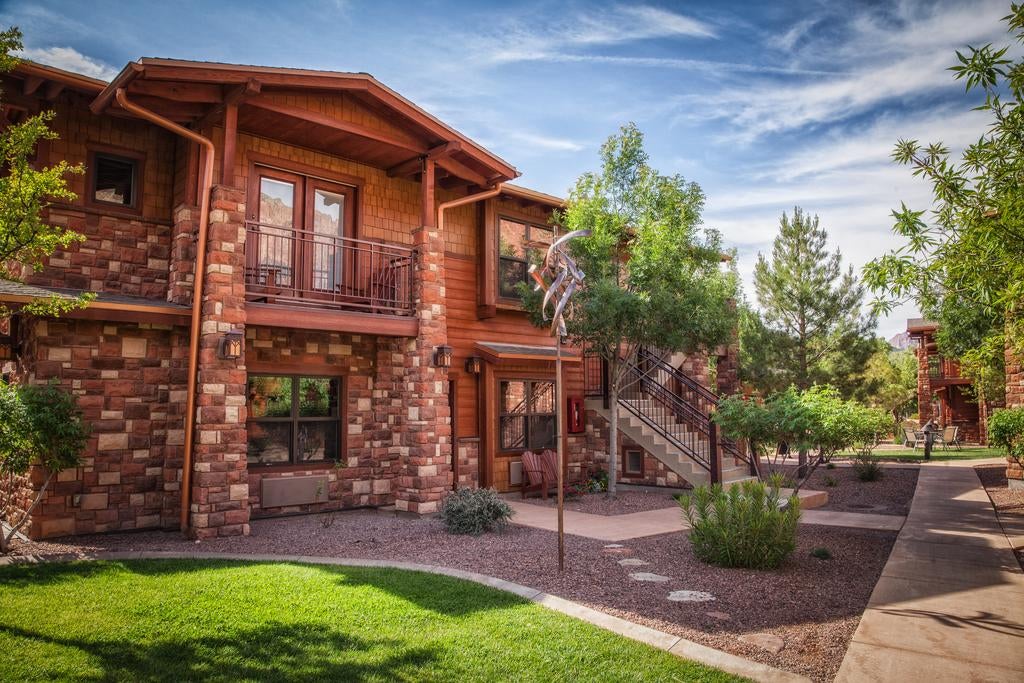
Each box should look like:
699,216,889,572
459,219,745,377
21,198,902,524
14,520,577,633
114,88,215,534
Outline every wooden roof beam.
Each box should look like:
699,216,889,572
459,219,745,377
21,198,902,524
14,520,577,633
194,79,261,130
386,141,461,178
129,80,224,103
437,155,489,187
22,76,44,95
42,81,64,100
246,95,428,154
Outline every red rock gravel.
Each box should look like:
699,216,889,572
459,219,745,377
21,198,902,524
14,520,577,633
976,464,1024,567
804,466,918,516
530,490,680,515
7,510,894,682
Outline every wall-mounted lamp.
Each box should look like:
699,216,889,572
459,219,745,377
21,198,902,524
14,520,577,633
218,329,245,360
464,356,482,374
433,344,453,368
0,316,15,361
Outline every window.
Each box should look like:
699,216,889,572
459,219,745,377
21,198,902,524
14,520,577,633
246,375,342,466
927,355,943,379
624,448,644,476
91,152,139,208
498,218,554,299
499,379,556,451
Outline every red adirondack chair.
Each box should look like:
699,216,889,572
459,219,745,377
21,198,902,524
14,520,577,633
520,450,549,499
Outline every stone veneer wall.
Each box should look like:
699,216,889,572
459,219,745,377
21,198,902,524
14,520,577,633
1006,340,1023,485
244,327,402,515
583,409,689,488
21,318,188,538
454,438,480,489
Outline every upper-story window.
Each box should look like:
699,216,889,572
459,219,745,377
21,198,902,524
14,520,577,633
89,150,141,210
498,217,554,299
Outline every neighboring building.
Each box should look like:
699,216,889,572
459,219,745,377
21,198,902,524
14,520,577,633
0,59,747,541
906,318,986,442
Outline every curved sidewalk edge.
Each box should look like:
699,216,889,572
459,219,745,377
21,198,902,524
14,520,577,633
1,550,809,683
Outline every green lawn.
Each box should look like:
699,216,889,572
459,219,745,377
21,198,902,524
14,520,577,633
848,446,1006,462
0,560,741,682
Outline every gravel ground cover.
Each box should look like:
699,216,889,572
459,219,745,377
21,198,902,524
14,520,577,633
8,510,895,682
804,466,919,516
530,490,680,515
976,464,1024,568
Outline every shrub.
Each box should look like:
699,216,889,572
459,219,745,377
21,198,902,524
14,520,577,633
766,470,795,490
810,546,832,560
440,488,512,535
679,480,800,570
826,462,836,470
989,407,1024,463
1,381,89,553
824,476,837,487
852,452,883,482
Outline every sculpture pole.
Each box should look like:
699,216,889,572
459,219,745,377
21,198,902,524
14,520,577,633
529,229,590,573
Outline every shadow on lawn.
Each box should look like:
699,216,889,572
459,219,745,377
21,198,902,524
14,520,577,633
0,621,440,682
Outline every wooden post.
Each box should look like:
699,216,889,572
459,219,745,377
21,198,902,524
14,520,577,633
556,336,565,572
220,102,238,187
709,420,722,485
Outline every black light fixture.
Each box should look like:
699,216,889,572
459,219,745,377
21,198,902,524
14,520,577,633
464,356,482,374
218,329,244,360
433,344,453,368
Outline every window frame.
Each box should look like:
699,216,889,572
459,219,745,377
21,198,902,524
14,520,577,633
246,373,345,468
86,145,145,215
496,215,555,301
497,377,557,454
624,447,645,476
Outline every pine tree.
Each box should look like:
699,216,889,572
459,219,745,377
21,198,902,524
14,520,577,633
744,207,875,395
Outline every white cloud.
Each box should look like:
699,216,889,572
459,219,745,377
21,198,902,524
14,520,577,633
501,131,587,153
16,46,118,81
506,52,838,77
686,0,1010,142
483,3,715,65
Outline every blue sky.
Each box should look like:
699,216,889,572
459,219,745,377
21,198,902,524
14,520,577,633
2,0,1014,338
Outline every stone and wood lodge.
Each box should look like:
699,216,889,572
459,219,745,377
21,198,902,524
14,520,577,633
0,59,747,541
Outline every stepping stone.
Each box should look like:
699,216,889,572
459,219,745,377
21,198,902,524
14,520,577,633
706,611,731,621
603,543,624,548
667,590,715,602
628,572,670,583
602,547,633,556
739,632,785,654
617,558,649,566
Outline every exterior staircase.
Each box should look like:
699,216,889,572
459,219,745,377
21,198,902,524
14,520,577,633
585,347,758,488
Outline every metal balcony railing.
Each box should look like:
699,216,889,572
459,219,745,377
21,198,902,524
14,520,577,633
244,222,415,316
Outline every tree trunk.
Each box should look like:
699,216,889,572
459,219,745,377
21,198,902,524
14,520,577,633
607,359,619,498
797,447,808,480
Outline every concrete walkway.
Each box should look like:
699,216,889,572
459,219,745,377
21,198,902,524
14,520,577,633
0,550,807,683
507,498,905,542
836,464,1024,682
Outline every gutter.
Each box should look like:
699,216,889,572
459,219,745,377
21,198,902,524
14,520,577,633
436,183,505,232
113,88,215,535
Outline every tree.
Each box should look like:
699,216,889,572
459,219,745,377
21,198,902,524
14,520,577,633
0,27,89,318
745,207,876,396
863,4,1024,406
523,124,739,495
861,345,918,436
0,381,89,553
715,385,884,492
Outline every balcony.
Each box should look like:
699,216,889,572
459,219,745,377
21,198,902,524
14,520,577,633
244,222,418,335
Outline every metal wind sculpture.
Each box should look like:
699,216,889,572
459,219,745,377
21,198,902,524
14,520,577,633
529,229,590,572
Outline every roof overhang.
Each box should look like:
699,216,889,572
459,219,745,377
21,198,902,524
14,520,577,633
474,341,581,364
90,58,519,187
0,280,190,326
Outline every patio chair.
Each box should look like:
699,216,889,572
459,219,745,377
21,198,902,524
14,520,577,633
941,426,962,451
520,450,549,499
539,449,585,493
903,427,924,450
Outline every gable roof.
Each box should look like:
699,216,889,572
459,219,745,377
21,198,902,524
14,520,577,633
90,58,519,185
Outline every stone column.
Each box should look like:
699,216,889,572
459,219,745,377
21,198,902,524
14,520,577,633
395,159,452,514
168,203,198,306
189,185,250,537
